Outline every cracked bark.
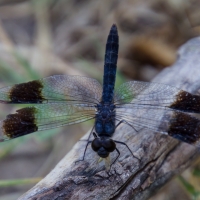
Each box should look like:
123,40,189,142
19,37,200,200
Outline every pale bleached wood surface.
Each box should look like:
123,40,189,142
19,37,200,200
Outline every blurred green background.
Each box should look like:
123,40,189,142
0,0,200,199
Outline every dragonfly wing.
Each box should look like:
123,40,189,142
116,105,200,145
0,75,102,104
114,81,200,146
0,103,96,142
114,81,200,113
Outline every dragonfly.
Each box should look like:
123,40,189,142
0,24,200,165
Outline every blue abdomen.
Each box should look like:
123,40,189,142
102,24,119,103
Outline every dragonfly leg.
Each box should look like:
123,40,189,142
109,147,120,170
114,140,140,161
79,125,95,142
75,126,95,164
115,120,139,132
75,140,93,164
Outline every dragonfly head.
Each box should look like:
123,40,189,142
91,135,116,158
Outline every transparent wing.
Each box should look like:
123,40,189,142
0,103,96,142
114,81,181,106
0,75,102,105
0,75,103,142
114,81,200,146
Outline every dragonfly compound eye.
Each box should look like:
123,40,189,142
91,138,102,151
103,139,116,152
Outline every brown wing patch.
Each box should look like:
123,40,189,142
9,80,45,103
2,107,38,139
170,90,200,113
168,112,200,144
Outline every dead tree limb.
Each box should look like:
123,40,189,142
19,37,200,200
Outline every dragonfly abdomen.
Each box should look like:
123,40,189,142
102,24,119,103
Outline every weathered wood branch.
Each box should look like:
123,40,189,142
19,37,200,200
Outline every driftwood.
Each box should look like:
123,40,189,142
19,37,200,200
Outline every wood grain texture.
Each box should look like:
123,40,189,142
19,37,200,200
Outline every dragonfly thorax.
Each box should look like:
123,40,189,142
96,103,115,120
95,103,116,137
